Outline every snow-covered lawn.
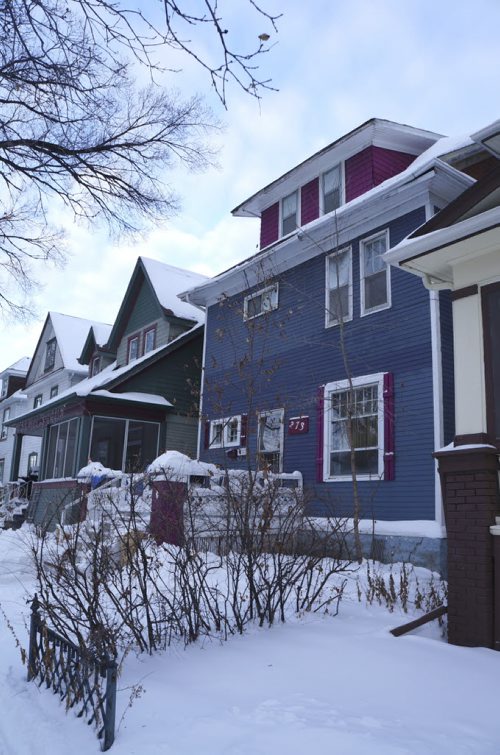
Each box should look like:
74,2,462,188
0,528,499,755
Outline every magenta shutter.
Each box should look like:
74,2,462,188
316,386,325,482
240,414,248,447
204,420,210,450
383,372,395,480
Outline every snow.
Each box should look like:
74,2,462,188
310,517,446,539
90,390,172,407
140,257,208,323
148,450,216,479
1,529,499,755
76,461,121,482
0,356,30,375
49,312,112,373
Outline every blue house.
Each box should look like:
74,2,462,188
182,118,492,567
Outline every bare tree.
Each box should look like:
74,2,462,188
0,0,280,317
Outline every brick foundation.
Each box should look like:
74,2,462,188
434,444,500,648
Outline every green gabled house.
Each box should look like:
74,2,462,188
9,257,207,528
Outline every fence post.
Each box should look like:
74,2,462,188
102,657,117,751
27,594,40,682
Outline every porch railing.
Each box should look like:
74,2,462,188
27,595,117,750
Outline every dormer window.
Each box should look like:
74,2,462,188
44,338,56,372
0,378,7,398
127,334,140,363
322,165,342,214
281,191,298,236
90,356,101,377
143,326,156,355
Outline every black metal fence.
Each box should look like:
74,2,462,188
27,595,117,750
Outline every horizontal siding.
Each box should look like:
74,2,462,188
165,415,198,457
345,146,374,203
201,206,442,522
372,147,414,187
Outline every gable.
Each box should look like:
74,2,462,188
25,317,64,386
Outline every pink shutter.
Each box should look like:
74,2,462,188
383,372,395,480
316,386,325,482
240,414,248,447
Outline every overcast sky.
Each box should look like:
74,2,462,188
2,0,500,369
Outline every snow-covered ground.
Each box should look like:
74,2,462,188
0,528,499,755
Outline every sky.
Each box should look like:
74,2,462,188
2,0,500,369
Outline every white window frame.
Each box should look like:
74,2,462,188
127,334,140,363
257,408,284,473
325,247,353,327
321,163,344,215
243,284,279,321
1,407,11,440
280,190,300,237
323,372,385,482
360,230,391,317
209,416,242,449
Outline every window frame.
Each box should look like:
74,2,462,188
90,356,101,377
127,333,141,363
33,394,43,409
143,325,157,355
243,284,279,321
45,417,80,479
0,407,10,440
321,163,344,216
325,247,353,327
257,408,284,473
280,190,299,237
323,372,385,482
360,230,391,317
27,451,39,473
209,416,242,449
44,338,57,372
0,458,4,483
50,385,59,399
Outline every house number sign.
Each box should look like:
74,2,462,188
287,416,309,435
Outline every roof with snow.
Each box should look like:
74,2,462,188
0,356,31,377
106,257,207,352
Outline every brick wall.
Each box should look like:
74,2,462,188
435,445,500,647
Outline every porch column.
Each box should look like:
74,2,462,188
434,443,499,648
9,432,23,481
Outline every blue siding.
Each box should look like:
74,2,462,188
201,206,442,522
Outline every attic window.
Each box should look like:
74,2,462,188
281,191,298,236
244,284,279,320
127,334,140,363
322,165,342,214
90,356,101,377
44,338,56,372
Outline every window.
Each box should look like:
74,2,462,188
50,385,58,399
1,408,10,440
45,418,79,479
33,394,43,409
127,334,140,363
209,416,242,448
360,231,391,315
27,452,38,473
322,165,342,214
326,248,352,326
258,409,284,472
143,326,156,354
44,338,57,371
0,459,4,483
324,373,385,481
91,357,101,377
89,416,159,472
244,284,279,320
0,379,7,398
281,191,298,236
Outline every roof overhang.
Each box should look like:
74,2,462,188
471,119,500,159
385,205,500,288
182,161,473,307
232,119,443,218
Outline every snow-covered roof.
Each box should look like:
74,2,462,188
49,312,112,372
182,135,474,307
0,356,31,376
140,257,208,324
91,322,113,348
10,324,202,424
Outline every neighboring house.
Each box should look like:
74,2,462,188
182,118,492,569
7,312,112,480
0,357,32,487
9,257,206,529
384,118,500,648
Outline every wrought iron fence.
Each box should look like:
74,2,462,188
27,595,117,750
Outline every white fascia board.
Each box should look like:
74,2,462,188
385,205,500,276
186,167,472,307
233,121,442,218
